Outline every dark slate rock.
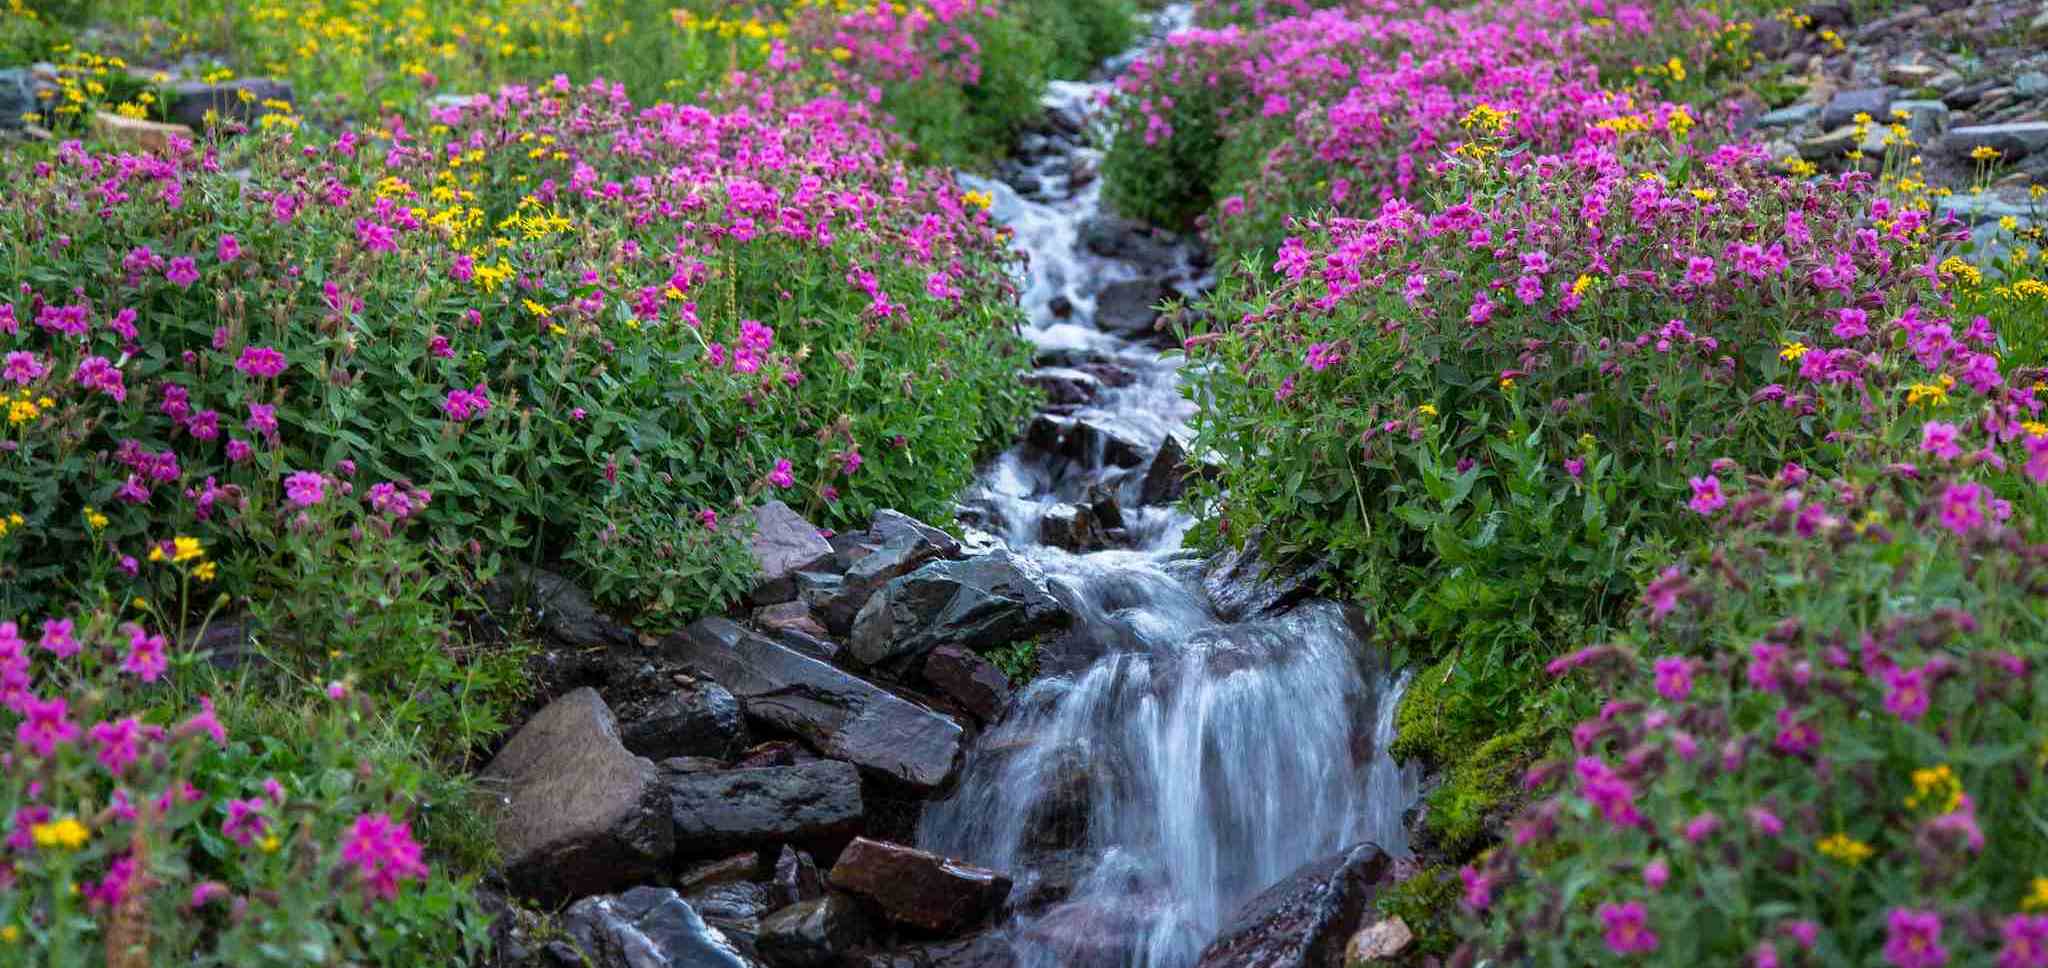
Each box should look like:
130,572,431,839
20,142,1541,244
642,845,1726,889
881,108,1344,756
1078,215,1181,266
485,564,633,648
1819,87,1893,130
1202,539,1328,622
758,895,872,968
1023,367,1104,406
1139,432,1195,506
920,646,1014,724
617,679,748,762
481,688,672,903
1024,414,1148,469
820,526,955,635
871,509,963,558
665,619,965,791
661,756,730,775
668,760,865,857
1192,843,1392,968
750,501,835,605
551,887,759,968
855,932,1018,968
773,846,825,908
165,78,295,130
687,881,777,929
1038,503,1104,552
679,852,766,894
752,602,838,660
847,551,1072,668
1942,122,2048,162
1943,78,2001,109
827,838,1012,934
1093,277,1168,339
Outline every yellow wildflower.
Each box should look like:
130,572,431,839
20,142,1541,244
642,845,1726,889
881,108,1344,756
2027,877,2048,912
1971,145,2002,162
960,189,993,211
1906,764,1963,813
84,507,109,530
1817,832,1873,865
1779,341,1809,362
1417,404,1438,417
31,816,89,851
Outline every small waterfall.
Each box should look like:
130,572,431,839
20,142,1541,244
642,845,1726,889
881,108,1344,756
919,7,1420,966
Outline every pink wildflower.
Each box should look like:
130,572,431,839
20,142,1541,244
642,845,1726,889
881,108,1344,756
1598,901,1659,955
1884,908,1947,968
339,812,430,899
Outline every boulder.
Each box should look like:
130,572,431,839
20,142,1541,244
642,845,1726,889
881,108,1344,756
1202,538,1328,621
1892,99,1951,145
753,601,838,660
550,887,759,968
687,880,778,930
1023,367,1105,406
88,112,193,154
1943,122,2048,162
1025,414,1148,469
819,518,958,635
1078,215,1182,266
1819,87,1893,130
679,852,766,894
758,895,872,968
1192,843,1392,968
1038,503,1103,551
1139,432,1195,505
668,760,865,856
920,646,1015,723
617,678,748,762
773,845,826,908
750,501,835,605
855,931,1018,968
1751,103,1818,128
1883,62,1940,88
1344,917,1415,965
665,619,965,791
481,688,673,903
164,78,295,130
828,838,1013,934
872,510,963,558
485,564,633,649
847,551,1071,668
1094,277,1168,339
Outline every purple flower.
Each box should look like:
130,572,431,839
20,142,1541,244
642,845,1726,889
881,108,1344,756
1598,901,1659,955
768,458,796,489
1919,421,1961,460
339,812,429,899
165,256,200,288
1458,865,1492,910
1304,342,1340,372
1832,307,1869,340
88,717,144,776
17,695,80,757
1937,482,1985,535
284,471,327,508
245,403,278,437
121,625,169,682
217,234,242,263
1652,657,1692,702
1880,664,1931,721
1884,908,1947,968
1998,915,2048,968
1642,859,1669,890
221,798,270,847
1688,475,1725,516
235,345,288,380
1564,457,1585,479
700,509,719,531
1684,255,1717,287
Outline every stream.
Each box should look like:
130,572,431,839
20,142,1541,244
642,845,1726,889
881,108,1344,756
914,9,1421,966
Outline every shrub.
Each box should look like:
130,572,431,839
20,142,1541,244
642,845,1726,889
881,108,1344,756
0,607,492,965
1461,460,2048,966
0,73,1037,627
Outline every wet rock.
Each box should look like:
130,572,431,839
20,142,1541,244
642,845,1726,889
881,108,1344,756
773,846,826,907
688,880,778,930
680,852,767,894
485,563,634,649
751,501,835,605
827,837,1013,934
858,931,1018,968
1076,361,1137,388
1202,538,1329,621
872,510,962,559
2018,72,2048,100
758,895,872,968
1078,214,1182,265
733,740,809,769
921,646,1014,723
1094,277,1168,340
1893,99,1951,144
847,551,1071,668
1193,843,1392,968
1344,917,1414,964
1026,414,1148,468
667,760,865,856
819,512,960,634
1023,367,1104,406
666,619,965,791
482,688,673,903
1018,900,1152,967
89,112,194,153
1039,503,1104,551
753,601,838,660
165,78,294,130
1020,743,1096,851
1944,79,2002,109
551,887,758,968
1799,124,1882,160
1048,295,1075,319
1820,87,1893,130
1139,432,1195,505
661,756,731,775
1086,483,1125,531
1008,848,1098,912
1884,62,1941,88
1943,122,2048,161
617,678,748,762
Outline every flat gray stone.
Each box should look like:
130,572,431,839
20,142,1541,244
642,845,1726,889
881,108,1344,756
1943,122,2048,161
750,500,834,605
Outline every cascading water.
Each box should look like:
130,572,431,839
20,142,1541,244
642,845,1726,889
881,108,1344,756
916,9,1419,966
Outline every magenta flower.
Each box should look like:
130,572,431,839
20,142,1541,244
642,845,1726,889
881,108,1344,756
1564,457,1585,479
1304,342,1340,371
441,384,493,422
1831,307,1869,339
1641,858,1669,890
1597,901,1658,955
2,350,45,385
841,449,864,475
339,812,430,899
1651,656,1692,701
17,695,80,757
1998,915,2048,968
38,618,79,658
179,695,227,746
1919,421,1961,460
284,471,327,508
235,345,288,379
88,717,144,776
1884,908,1947,968
768,458,796,489
1687,475,1725,516
1683,255,1716,287
165,256,200,288
1748,806,1784,836
221,798,270,847
189,881,231,910
121,625,169,683
1641,567,1685,620
217,234,242,263
1880,664,1931,721
700,509,720,531
1575,757,1641,827
1937,482,1985,535
1458,865,1492,910
245,403,278,437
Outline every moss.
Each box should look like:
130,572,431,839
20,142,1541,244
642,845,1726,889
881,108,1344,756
1392,655,1554,855
1376,865,1462,962
1422,718,1546,855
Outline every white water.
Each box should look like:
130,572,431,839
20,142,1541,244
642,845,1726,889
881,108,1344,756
916,9,1420,966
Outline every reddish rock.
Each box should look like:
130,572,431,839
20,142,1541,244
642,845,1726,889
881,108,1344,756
921,646,1014,723
827,837,1011,934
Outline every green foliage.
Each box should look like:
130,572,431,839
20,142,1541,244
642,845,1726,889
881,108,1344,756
1376,865,1462,960
983,638,1039,682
